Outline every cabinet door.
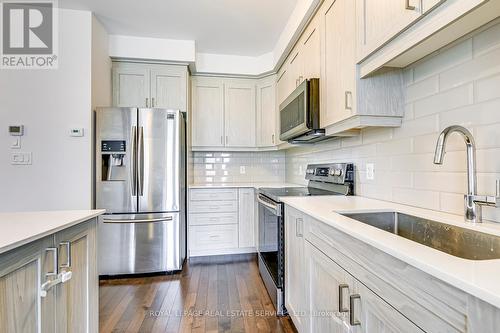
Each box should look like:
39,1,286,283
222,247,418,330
276,67,291,106
256,77,277,147
238,188,255,248
356,0,421,61
422,0,444,13
302,18,321,80
55,219,98,333
191,77,225,147
351,280,423,333
306,242,352,333
288,49,303,90
224,80,256,147
150,66,187,111
321,0,356,128
0,237,56,333
112,64,150,107
285,209,308,332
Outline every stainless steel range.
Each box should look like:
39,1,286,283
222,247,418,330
257,163,354,315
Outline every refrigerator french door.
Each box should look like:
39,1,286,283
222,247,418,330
95,107,186,275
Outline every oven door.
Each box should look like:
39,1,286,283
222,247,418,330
257,193,284,289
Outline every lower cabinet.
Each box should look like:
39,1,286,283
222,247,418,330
188,188,256,256
305,242,423,333
285,207,308,332
0,218,97,333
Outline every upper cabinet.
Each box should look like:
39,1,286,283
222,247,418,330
357,0,497,77
319,0,404,134
356,0,421,60
191,77,225,147
224,80,256,147
112,62,188,110
192,76,261,149
256,75,279,147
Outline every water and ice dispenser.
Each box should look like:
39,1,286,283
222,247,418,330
101,140,127,181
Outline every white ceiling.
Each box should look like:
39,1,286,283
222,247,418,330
61,0,298,57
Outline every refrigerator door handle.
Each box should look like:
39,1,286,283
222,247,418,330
138,126,145,196
131,125,137,196
102,216,173,224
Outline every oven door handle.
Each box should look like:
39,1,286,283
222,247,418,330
258,194,282,216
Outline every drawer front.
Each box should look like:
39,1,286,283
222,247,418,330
190,189,238,201
189,225,238,251
189,212,238,226
189,200,238,213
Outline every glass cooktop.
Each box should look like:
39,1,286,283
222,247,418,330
259,186,341,202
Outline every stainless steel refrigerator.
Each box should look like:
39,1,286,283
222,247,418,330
95,107,186,275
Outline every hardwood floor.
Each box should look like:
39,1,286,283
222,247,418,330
99,254,297,333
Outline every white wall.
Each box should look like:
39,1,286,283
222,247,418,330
0,9,94,212
286,22,500,222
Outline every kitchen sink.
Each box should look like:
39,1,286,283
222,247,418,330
341,212,500,260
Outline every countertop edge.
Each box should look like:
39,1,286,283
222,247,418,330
0,210,105,255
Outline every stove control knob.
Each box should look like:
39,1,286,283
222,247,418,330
334,169,343,177
306,169,315,175
328,169,336,176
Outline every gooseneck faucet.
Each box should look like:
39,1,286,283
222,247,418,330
434,125,499,223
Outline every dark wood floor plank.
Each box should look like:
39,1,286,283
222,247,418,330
99,254,296,333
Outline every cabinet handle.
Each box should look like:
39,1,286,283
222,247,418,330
152,97,155,107
220,136,223,145
350,294,361,326
296,218,303,237
145,98,149,107
225,136,228,145
45,247,58,278
272,134,275,144
339,284,349,313
59,241,71,269
345,91,353,110
405,0,416,10
299,76,303,83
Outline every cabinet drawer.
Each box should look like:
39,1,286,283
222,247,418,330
190,189,238,201
189,212,238,226
189,200,238,213
189,225,238,251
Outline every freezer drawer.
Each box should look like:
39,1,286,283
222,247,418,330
98,212,184,275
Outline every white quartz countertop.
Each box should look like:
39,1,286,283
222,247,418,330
0,210,105,255
280,195,500,309
189,182,301,189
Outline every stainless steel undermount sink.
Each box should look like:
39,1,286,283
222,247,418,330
341,212,500,260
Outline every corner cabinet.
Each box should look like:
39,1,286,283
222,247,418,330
192,76,279,150
0,218,98,333
112,62,188,110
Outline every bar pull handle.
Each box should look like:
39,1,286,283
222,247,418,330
138,126,145,196
59,241,71,269
339,284,349,313
350,294,361,326
272,134,275,144
145,98,149,107
345,91,353,110
296,218,303,237
225,136,228,145
405,0,416,10
131,126,137,196
496,180,500,198
40,247,59,298
152,97,155,107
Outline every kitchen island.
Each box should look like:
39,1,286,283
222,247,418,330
0,210,104,332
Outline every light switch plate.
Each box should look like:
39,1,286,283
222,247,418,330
366,163,375,180
11,152,32,165
70,128,84,137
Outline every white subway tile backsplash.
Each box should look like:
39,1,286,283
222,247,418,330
392,188,440,210
392,115,439,139
413,83,473,118
406,75,439,102
412,39,473,82
439,99,500,128
475,74,500,103
472,22,500,57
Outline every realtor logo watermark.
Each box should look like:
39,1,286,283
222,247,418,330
1,0,58,69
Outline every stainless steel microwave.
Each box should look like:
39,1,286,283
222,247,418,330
279,78,323,143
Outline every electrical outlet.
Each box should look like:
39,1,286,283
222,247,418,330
11,152,32,165
240,166,246,174
366,163,375,180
